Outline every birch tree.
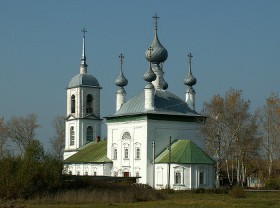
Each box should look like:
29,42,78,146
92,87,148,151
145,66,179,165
202,89,258,186
257,93,280,177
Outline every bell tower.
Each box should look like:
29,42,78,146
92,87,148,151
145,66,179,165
64,29,102,160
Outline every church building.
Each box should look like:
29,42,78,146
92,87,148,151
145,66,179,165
63,15,215,190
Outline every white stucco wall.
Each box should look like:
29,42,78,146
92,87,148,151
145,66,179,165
106,116,205,187
64,163,112,176
107,119,148,184
154,163,214,190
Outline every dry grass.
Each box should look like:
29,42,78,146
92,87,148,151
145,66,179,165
2,190,280,208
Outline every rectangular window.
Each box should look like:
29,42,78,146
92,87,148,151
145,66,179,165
199,172,204,185
124,148,129,159
113,148,117,159
175,172,182,184
135,147,140,159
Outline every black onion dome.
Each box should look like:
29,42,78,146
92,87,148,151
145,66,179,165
145,34,168,64
143,65,157,82
184,72,197,86
115,69,128,87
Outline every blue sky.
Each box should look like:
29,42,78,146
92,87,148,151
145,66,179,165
0,0,279,150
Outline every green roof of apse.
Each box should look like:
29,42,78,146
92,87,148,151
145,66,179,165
64,140,112,164
155,140,215,165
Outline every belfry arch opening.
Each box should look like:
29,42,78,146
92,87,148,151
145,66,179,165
71,95,75,113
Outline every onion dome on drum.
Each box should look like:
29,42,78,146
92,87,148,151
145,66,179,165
145,13,168,64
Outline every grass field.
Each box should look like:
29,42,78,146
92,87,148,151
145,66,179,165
3,191,278,208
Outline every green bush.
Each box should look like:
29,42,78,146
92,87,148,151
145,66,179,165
265,177,280,190
0,140,63,199
229,186,246,198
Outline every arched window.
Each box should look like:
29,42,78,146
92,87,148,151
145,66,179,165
71,95,75,113
86,94,93,114
86,126,93,142
70,126,75,146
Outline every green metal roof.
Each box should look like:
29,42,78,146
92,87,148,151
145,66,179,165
155,140,215,165
64,140,112,164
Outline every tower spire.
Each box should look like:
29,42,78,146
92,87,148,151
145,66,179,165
80,28,88,74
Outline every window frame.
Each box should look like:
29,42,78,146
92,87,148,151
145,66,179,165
199,172,205,185
113,148,118,160
86,94,93,114
71,95,75,113
86,126,93,142
175,171,182,185
135,147,141,159
124,148,129,159
70,126,75,146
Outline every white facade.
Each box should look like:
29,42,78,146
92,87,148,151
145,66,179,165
155,164,214,190
106,116,206,187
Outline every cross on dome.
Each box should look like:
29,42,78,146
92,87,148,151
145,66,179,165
119,53,124,71
153,13,159,31
81,28,87,38
188,53,193,64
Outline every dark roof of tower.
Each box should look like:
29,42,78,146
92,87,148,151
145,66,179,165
68,73,101,89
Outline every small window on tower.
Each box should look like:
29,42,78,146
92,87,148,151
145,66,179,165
71,95,75,113
70,126,75,146
86,94,93,114
86,126,93,142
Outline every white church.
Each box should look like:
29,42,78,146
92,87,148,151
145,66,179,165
63,15,215,190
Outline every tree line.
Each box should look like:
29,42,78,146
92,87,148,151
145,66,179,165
202,88,280,187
